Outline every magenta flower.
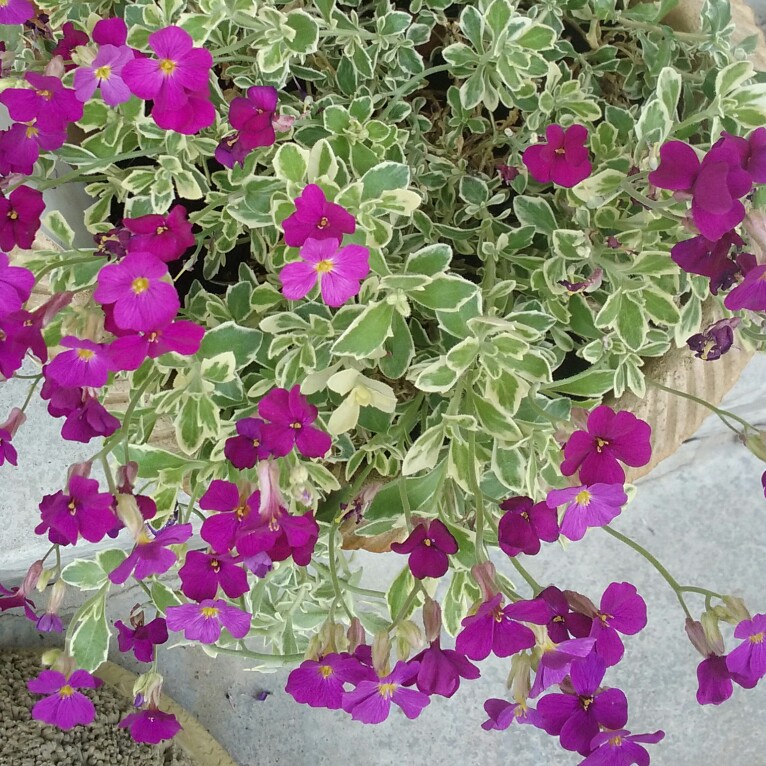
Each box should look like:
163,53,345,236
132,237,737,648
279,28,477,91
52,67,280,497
92,17,128,46
697,655,734,705
390,519,458,579
0,407,24,467
455,594,548,661
649,140,752,240
60,394,121,443
28,669,102,730
35,475,116,546
124,205,195,262
725,613,766,687
496,163,520,185
497,496,559,558
199,480,259,554
109,523,193,584
286,653,372,709
341,661,430,724
178,550,249,602
738,127,766,182
724,263,766,312
165,598,251,644
0,73,83,132
546,483,628,542
282,184,356,248
224,417,273,469
119,707,181,744
687,317,740,361
482,698,542,731
0,0,34,24
214,133,251,169
122,26,213,133
44,337,113,389
530,636,597,698
229,85,278,150
52,21,89,66
561,405,652,485
259,385,332,458
0,252,34,317
0,308,47,378
670,232,743,294
559,267,604,294
536,586,592,644
94,227,131,258
0,185,45,251
581,729,665,766
109,319,204,368
0,123,45,176
93,252,180,332
115,617,168,662
537,653,628,755
408,639,480,697
523,124,592,187
0,579,36,620
73,44,134,106
280,238,370,307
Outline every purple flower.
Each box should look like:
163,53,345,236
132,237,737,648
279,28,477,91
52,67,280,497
92,17,128,46
0,0,34,25
697,655,734,705
546,483,628,542
536,586,593,644
561,405,652,485
0,406,23,467
280,238,370,307
73,44,134,106
559,267,604,294
649,140,752,240
282,184,356,248
44,337,113,388
93,252,180,332
481,698,542,731
122,26,213,134
0,185,45,251
0,251,34,317
94,226,131,258
725,613,766,687
259,385,332,458
530,636,597,698
496,164,519,184
687,317,740,361
408,639,480,697
497,496,559,558
199,480,259,554
229,85,278,150
584,582,648,667
739,127,766,182
28,669,102,730
455,594,548,661
178,550,249,602
165,598,251,644
119,708,181,744
214,132,250,169
124,205,195,262
670,232,743,295
341,661,430,724
0,308,47,378
522,124,592,188
115,617,168,663
0,73,83,132
390,519,458,579
285,652,372,709
35,475,116,546
109,523,193,584
52,22,89,66
724,263,766,312
60,393,121,443
581,728,665,766
109,319,204,367
224,417,273,469
537,653,628,755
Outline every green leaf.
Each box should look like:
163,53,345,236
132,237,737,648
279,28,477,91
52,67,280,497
285,10,319,53
198,321,262,367
410,275,479,311
513,196,557,235
402,423,446,475
200,352,237,384
43,211,75,248
331,302,395,359
151,581,183,613
414,357,459,393
387,566,417,621
544,367,615,397
459,176,489,206
615,293,647,350
273,143,309,183
61,560,110,591
443,571,478,636
655,66,682,118
405,244,453,276
716,61,753,97
361,162,411,198
642,288,681,325
70,592,111,672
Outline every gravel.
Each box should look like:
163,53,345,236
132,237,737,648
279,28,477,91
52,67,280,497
0,650,196,766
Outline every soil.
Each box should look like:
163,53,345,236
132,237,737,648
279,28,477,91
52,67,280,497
0,650,196,766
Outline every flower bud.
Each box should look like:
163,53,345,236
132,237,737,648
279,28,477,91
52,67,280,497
395,620,423,661
700,611,725,655
44,55,65,78
685,618,711,657
423,597,442,644
714,596,751,625
20,559,43,597
471,561,498,602
743,432,766,463
115,494,145,540
372,630,391,677
116,462,139,493
50,653,75,678
36,567,56,592
41,648,63,668
133,671,164,709
67,461,92,482
506,652,533,701
305,634,322,661
0,407,25,438
347,617,365,652
743,210,766,263
32,291,74,327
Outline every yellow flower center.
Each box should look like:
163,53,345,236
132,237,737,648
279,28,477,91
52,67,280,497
76,348,96,361
201,607,220,618
211,559,220,572
159,58,177,76
36,89,53,100
575,489,592,506
609,735,623,746
315,259,334,274
0,1,8,7
423,538,432,547
25,124,39,139
235,505,248,520
8,211,18,220
580,695,594,711
378,682,397,698
252,438,260,447
749,632,765,644
59,685,75,698
290,421,302,430
155,225,168,235
94,65,111,81
316,216,329,229
595,437,609,453
319,665,334,678
131,277,150,294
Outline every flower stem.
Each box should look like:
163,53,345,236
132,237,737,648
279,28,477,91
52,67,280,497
603,525,692,619
212,32,262,57
398,474,413,532
34,256,96,284
100,454,116,494
466,428,487,563
389,584,421,630
19,375,42,413
509,558,542,596
647,379,755,434
327,521,354,621
212,645,305,664
379,64,453,119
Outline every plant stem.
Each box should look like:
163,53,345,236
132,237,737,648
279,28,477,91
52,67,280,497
603,526,692,619
509,558,541,595
379,64,453,119
212,645,305,664
647,379,755,434
389,584,421,629
28,150,151,192
212,32,262,57
311,562,385,599
327,521,354,621
34,256,96,284
398,474,413,532
20,375,42,413
100,454,116,494
466,428,487,563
